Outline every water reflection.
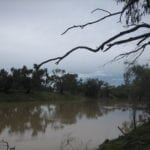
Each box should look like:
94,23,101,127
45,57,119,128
0,102,149,150
0,101,115,137
121,108,150,133
0,103,51,137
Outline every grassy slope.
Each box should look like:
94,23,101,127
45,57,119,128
97,122,150,150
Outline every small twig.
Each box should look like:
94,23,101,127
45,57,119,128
103,41,150,66
118,126,126,135
132,49,145,64
91,8,111,15
137,36,148,46
61,11,121,35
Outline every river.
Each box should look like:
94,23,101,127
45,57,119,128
0,101,148,150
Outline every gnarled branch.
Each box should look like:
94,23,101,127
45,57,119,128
38,0,150,68
97,23,150,51
38,46,99,68
104,32,150,52
38,23,150,68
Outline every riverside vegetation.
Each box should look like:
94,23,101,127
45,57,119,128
0,64,150,102
97,121,150,150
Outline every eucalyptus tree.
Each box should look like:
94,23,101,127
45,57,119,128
63,73,78,93
20,66,33,93
84,79,100,98
124,64,150,101
11,67,22,90
32,64,49,90
50,69,66,94
0,69,8,91
0,69,12,93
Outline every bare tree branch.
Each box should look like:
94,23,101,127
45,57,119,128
61,11,121,35
137,36,149,46
37,1,150,69
105,41,150,64
61,0,143,35
132,48,145,63
38,46,99,68
104,32,150,52
38,23,150,68
98,23,150,51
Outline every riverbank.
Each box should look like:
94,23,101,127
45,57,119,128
97,121,150,150
0,91,149,107
0,91,87,102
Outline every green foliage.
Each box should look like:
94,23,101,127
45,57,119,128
0,69,13,93
124,64,150,101
84,79,100,98
4,64,150,102
0,65,50,94
63,73,78,93
32,64,49,90
50,69,66,93
97,121,150,150
100,82,112,98
111,85,128,99
50,69,78,94
0,69,8,91
116,0,150,25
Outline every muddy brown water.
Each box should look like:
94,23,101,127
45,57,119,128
0,101,148,150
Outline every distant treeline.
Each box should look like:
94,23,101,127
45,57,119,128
0,64,111,98
0,64,150,100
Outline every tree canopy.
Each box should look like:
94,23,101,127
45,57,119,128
124,64,150,101
38,0,150,68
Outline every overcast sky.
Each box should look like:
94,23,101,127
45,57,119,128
0,0,149,85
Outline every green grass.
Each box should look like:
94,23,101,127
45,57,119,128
97,122,150,150
0,91,87,102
